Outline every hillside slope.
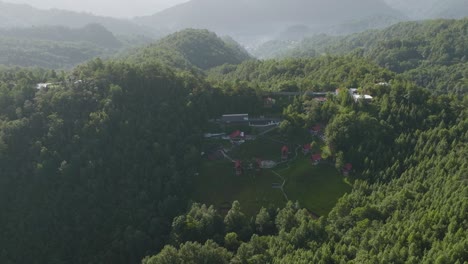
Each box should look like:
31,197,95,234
254,19,468,93
124,29,252,70
0,1,154,36
0,24,124,69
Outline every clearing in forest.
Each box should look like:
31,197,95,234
192,129,351,216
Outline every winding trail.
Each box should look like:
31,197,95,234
219,129,322,217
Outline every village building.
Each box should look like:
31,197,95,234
343,163,353,176
36,83,52,90
221,114,249,124
310,124,323,135
263,97,276,108
311,153,322,165
281,145,289,161
303,144,311,155
234,160,243,175
349,88,373,103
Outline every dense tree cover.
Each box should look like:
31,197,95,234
254,19,468,93
0,1,153,36
0,24,122,49
144,80,468,264
0,23,466,264
0,59,212,264
208,56,395,92
0,37,108,69
124,29,251,71
0,24,127,69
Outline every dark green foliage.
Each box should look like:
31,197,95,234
0,24,125,69
208,56,395,92
0,60,209,264
256,19,468,93
144,81,467,263
142,240,233,264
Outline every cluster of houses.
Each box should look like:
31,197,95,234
233,158,277,175
335,88,373,103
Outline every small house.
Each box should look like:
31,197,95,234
234,160,243,175
303,144,311,155
281,146,289,160
263,97,276,108
353,94,373,102
230,130,245,139
310,124,322,135
343,163,353,176
36,83,52,90
311,153,322,165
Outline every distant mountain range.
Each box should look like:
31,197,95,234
0,0,466,46
134,0,404,39
0,1,155,36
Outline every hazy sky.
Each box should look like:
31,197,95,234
3,0,189,18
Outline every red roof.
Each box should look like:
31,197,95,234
344,163,353,171
230,130,241,138
312,153,322,161
311,124,322,132
282,146,289,154
303,144,311,150
235,160,242,168
315,97,327,102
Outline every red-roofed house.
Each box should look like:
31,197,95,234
230,130,241,139
310,124,322,135
234,160,243,175
343,163,352,176
311,153,322,165
303,144,311,155
281,146,289,160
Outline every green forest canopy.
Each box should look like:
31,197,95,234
253,19,468,94
0,22,466,264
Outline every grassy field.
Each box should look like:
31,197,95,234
229,137,285,161
193,131,351,217
191,160,285,216
281,156,351,216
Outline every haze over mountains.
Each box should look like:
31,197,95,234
1,0,466,46
135,0,404,42
0,1,154,36
384,0,468,19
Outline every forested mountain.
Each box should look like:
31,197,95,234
124,29,252,70
208,56,395,92
134,0,403,42
143,77,468,264
254,19,468,93
0,24,121,49
0,24,124,69
0,4,467,263
0,60,212,264
0,1,154,36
